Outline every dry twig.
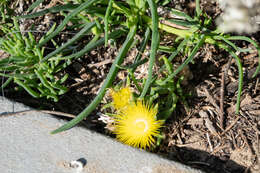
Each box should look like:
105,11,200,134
219,59,232,130
0,110,75,119
220,116,240,136
206,132,213,152
220,72,225,130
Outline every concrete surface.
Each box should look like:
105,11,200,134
0,96,204,173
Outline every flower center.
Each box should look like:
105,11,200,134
135,119,148,132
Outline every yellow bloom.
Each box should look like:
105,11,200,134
114,101,163,149
110,87,132,110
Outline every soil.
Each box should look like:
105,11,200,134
1,0,260,173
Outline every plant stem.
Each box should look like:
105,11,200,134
195,0,201,17
142,16,192,38
51,25,137,134
140,0,159,98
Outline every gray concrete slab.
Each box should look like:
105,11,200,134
0,96,203,173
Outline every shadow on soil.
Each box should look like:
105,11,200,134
160,146,248,173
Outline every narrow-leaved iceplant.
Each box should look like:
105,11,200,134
2,0,259,134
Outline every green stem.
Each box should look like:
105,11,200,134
43,22,96,62
112,1,132,16
37,0,97,47
111,1,193,38
140,0,159,98
142,16,192,38
0,77,13,90
14,78,40,98
219,44,243,115
227,36,260,78
162,34,205,84
230,51,243,115
112,1,218,46
195,0,201,17
105,0,114,46
51,25,137,134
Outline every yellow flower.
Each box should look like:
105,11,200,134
110,87,132,110
113,101,163,149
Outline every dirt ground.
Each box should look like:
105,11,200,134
2,0,260,173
